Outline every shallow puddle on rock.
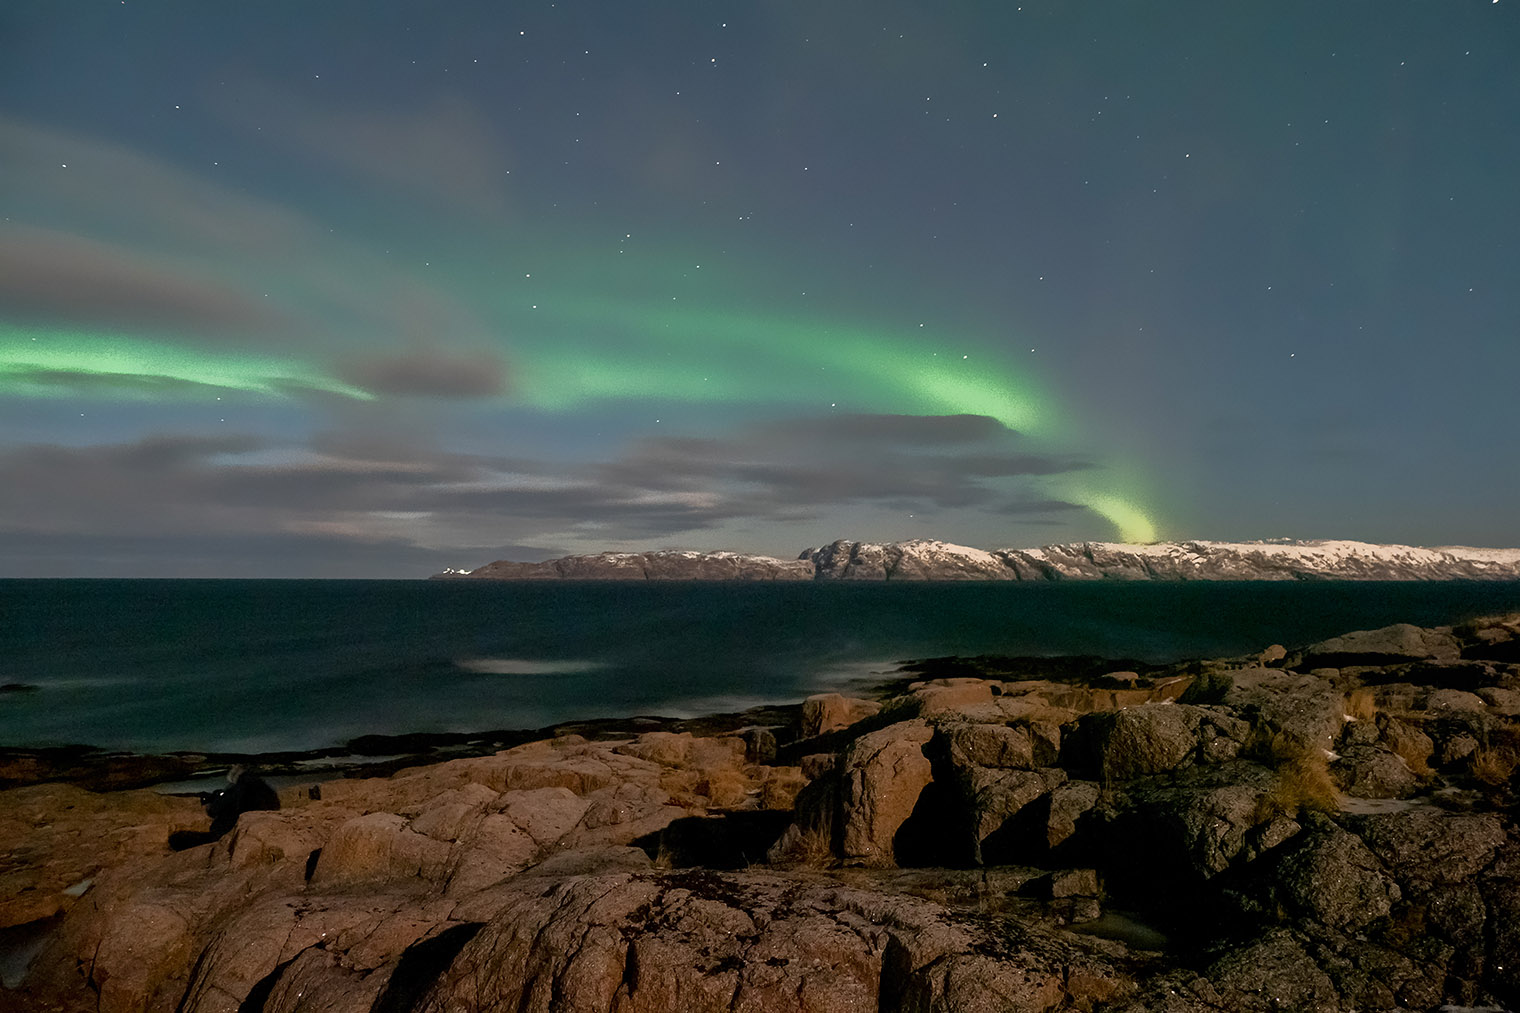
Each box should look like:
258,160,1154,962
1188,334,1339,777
1336,794,1435,815
1070,910,1170,952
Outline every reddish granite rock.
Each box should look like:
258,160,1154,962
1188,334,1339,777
838,720,934,866
800,693,882,736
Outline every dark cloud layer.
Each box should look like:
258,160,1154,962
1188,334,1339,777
0,529,498,580
0,415,1095,574
0,228,282,334
336,349,509,398
210,82,513,214
597,413,1089,516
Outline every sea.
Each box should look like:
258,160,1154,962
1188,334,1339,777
5,578,1520,756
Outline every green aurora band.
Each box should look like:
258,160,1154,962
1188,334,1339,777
2,306,1161,542
513,302,1047,433
1,326,374,401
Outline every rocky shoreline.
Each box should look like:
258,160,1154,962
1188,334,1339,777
4,614,1520,1012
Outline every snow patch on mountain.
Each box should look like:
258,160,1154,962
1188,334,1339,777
438,538,1520,581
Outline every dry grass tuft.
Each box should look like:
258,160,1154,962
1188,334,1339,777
1389,734,1435,780
1469,746,1519,787
770,824,836,868
1253,733,1340,823
1344,688,1378,722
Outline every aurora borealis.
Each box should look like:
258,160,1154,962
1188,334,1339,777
2,2,1516,576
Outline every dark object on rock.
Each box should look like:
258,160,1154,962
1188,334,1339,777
1179,669,1233,705
0,682,40,694
645,811,794,869
168,766,280,850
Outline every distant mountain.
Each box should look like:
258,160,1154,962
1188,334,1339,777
433,538,1520,581
440,549,814,581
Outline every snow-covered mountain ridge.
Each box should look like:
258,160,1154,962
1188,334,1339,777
435,538,1520,581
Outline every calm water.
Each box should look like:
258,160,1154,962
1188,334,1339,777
4,579,1520,754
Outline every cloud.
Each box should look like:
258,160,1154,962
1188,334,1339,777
210,82,512,213
0,226,285,334
993,498,1086,515
1,114,313,255
756,412,1015,445
0,528,493,580
0,414,1100,576
336,348,510,398
441,413,1092,540
596,413,1089,509
1,115,500,360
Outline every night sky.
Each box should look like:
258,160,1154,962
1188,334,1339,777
3,2,1517,577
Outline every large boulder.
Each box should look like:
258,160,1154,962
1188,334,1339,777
1080,704,1204,781
1270,821,1400,931
1301,623,1461,666
0,782,201,929
1350,810,1507,887
799,693,881,736
1221,668,1345,754
967,767,1067,864
1107,763,1286,890
838,720,934,866
613,732,747,771
313,812,451,887
410,870,1134,1013
1203,929,1340,1013
1329,746,1420,799
906,679,998,718
937,722,1036,769
1040,780,1102,852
